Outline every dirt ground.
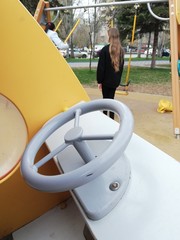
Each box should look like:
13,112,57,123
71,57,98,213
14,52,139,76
83,85,180,163
126,82,172,96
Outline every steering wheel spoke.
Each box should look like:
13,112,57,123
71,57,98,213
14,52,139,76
74,108,82,127
35,142,69,169
81,133,115,141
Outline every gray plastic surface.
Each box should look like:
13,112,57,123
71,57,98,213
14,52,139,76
57,140,131,220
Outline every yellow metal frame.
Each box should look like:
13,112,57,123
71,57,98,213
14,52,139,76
125,13,137,85
64,19,80,43
55,18,63,31
34,1,80,44
116,6,137,96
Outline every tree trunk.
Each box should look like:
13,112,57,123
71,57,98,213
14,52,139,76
89,32,93,71
151,26,159,69
93,5,97,58
146,32,151,59
137,33,142,58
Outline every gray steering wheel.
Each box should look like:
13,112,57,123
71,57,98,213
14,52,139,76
21,99,134,192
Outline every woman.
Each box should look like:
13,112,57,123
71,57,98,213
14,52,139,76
44,22,69,50
97,28,124,119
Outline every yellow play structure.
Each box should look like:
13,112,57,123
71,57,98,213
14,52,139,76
0,0,180,239
0,0,89,238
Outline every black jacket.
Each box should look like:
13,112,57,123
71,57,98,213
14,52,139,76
97,44,124,88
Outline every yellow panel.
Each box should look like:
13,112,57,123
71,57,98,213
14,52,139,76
0,0,89,237
0,1,89,139
176,0,180,24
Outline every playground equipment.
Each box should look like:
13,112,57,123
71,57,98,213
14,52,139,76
45,0,180,139
169,0,180,139
1,0,180,239
64,19,80,43
21,99,134,220
116,4,139,96
34,0,80,44
19,106,180,240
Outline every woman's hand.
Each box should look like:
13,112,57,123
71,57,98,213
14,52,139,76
98,83,102,90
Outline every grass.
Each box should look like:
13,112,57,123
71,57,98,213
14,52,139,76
66,56,170,63
66,58,98,63
72,68,96,85
72,66,171,86
122,67,171,84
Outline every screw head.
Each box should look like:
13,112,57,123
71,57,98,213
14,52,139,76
109,181,120,191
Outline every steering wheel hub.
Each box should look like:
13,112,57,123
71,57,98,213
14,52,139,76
65,127,83,143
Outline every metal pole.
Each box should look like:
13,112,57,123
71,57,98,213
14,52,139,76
44,0,168,11
125,6,138,85
64,19,80,43
55,19,63,32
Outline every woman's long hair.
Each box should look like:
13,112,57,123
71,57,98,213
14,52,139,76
44,22,55,33
108,28,123,72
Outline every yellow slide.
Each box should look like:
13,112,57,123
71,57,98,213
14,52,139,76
0,0,89,238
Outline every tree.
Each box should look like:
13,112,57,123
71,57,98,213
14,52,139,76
138,3,169,68
115,1,169,68
20,0,39,15
73,24,90,48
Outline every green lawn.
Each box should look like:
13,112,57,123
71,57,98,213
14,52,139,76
72,66,171,86
66,56,170,63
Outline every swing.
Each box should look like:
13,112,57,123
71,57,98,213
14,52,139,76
116,4,139,96
34,0,80,43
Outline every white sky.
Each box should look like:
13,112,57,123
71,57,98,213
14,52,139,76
73,0,95,20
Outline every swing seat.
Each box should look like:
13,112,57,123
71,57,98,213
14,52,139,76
116,80,130,95
116,90,129,96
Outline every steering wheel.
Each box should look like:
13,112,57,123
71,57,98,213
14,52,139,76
21,99,134,192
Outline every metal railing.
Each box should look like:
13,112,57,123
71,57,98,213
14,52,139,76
44,0,168,11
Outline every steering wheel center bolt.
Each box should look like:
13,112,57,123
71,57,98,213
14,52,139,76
109,181,121,191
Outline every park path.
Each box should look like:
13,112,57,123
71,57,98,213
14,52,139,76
68,59,170,68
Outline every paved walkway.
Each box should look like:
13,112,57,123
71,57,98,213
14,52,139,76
69,60,170,68
84,87,180,162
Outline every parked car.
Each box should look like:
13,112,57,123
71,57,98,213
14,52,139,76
144,48,153,55
161,49,170,57
144,48,158,55
69,49,88,58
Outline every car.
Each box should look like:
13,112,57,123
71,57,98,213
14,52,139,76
69,49,88,58
78,50,88,58
144,48,158,56
144,48,153,55
161,49,170,57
